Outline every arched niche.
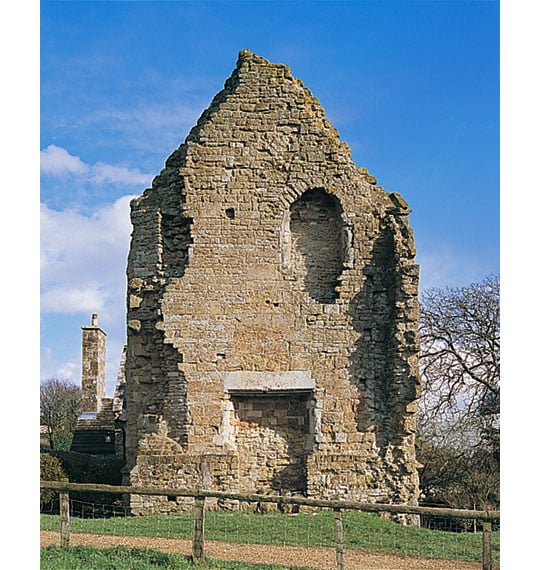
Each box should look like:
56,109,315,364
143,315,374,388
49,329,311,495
284,188,345,303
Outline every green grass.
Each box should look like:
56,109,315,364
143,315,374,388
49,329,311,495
40,546,313,570
41,510,499,563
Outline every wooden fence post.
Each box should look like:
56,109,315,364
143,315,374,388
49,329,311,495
482,521,492,570
333,507,345,570
59,485,70,547
192,495,206,565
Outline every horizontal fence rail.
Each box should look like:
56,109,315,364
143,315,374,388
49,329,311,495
40,480,500,521
40,480,500,569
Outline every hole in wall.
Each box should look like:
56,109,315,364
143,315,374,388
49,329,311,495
225,208,235,219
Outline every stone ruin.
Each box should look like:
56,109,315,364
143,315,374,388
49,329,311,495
122,50,421,513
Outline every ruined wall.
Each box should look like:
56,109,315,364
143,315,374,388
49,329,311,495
124,50,420,513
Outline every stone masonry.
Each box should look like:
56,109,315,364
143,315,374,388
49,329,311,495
81,313,106,412
123,50,421,515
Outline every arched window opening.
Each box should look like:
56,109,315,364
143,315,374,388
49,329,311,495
289,189,344,303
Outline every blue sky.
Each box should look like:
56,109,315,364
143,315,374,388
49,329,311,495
39,0,500,394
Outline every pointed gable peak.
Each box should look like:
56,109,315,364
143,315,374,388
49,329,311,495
237,49,269,65
233,49,295,83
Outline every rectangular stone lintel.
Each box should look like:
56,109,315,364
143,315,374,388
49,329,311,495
224,370,313,395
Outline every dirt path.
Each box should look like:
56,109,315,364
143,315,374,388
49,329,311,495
41,530,488,569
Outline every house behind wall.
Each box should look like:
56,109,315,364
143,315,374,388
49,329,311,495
123,50,421,515
71,314,126,457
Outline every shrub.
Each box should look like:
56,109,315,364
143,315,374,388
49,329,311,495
40,453,67,508
50,431,74,451
51,450,124,485
47,450,126,515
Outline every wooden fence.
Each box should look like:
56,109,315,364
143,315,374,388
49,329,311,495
40,480,500,570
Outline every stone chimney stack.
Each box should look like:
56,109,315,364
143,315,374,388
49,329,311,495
81,313,106,412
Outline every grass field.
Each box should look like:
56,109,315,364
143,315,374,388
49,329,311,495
41,545,313,570
40,509,499,563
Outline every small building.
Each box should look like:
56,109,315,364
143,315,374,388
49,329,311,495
70,314,126,457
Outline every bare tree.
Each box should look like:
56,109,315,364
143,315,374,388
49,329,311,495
416,275,500,509
40,378,82,450
418,274,500,431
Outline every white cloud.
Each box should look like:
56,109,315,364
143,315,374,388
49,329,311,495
40,347,79,385
56,361,79,383
40,144,153,186
40,194,137,391
40,195,135,315
94,102,200,133
417,246,494,291
40,283,107,314
40,144,89,176
85,100,203,158
90,161,152,185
